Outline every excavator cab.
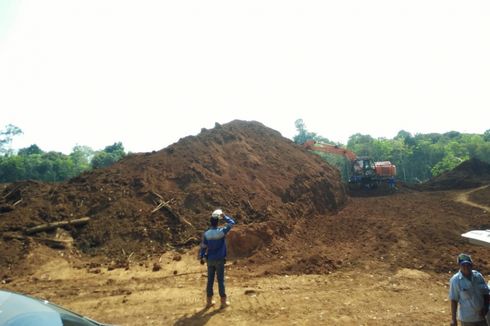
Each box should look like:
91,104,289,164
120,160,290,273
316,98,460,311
351,157,376,177
349,158,377,189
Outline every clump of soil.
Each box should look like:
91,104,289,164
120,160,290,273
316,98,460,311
0,120,346,269
420,158,490,190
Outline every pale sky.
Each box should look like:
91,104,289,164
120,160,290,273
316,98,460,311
1,1,489,154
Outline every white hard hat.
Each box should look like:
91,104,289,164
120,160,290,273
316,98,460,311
211,209,223,218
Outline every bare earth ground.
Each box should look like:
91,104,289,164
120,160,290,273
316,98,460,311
5,248,449,326
455,185,490,212
468,185,490,210
4,187,490,326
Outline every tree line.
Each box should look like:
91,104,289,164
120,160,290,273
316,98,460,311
2,122,490,184
294,119,490,183
0,124,126,182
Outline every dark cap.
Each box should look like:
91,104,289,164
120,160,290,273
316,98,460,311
457,253,473,265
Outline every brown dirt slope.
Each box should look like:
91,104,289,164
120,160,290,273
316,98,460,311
0,120,346,269
420,158,490,190
469,185,490,208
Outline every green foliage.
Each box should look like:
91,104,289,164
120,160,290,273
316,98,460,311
0,140,126,182
18,144,43,156
347,133,374,156
0,124,22,155
395,130,416,147
293,119,334,145
0,150,79,182
91,142,126,169
431,153,468,177
70,145,94,175
483,129,490,142
315,152,351,181
293,120,490,183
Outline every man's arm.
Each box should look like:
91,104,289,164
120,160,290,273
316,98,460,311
477,273,489,317
222,215,236,234
199,235,208,260
483,294,489,317
449,277,459,326
451,300,458,326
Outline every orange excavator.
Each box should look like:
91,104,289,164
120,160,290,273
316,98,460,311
304,140,397,188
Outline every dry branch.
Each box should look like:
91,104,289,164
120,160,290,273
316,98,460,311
176,236,199,246
25,217,91,235
2,233,71,249
2,186,19,200
151,191,164,200
3,233,25,241
34,237,72,249
150,192,194,228
151,199,174,213
247,200,254,210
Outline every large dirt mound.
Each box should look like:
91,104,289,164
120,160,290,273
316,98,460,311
420,158,490,190
0,120,346,268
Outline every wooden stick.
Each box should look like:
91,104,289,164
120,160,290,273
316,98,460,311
2,186,19,200
150,194,194,228
247,200,254,210
151,191,164,200
25,217,91,235
35,237,72,249
151,198,174,213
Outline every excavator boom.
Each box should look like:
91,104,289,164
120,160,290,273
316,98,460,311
303,140,357,161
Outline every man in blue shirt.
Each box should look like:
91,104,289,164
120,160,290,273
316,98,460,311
449,253,489,326
199,209,235,309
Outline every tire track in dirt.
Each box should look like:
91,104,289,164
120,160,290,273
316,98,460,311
454,185,490,212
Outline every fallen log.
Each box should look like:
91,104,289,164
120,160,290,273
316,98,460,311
35,237,72,249
2,233,25,241
25,217,91,235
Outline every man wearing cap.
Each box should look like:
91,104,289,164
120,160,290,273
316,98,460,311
449,253,490,326
199,209,236,309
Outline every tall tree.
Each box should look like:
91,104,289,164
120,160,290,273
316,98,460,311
483,129,490,142
91,142,126,169
346,133,374,156
293,119,334,144
70,145,94,172
0,124,22,155
18,144,43,156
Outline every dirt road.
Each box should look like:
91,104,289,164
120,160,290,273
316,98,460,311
454,185,490,212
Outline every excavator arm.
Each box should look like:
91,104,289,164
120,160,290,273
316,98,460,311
303,140,357,161
304,140,396,186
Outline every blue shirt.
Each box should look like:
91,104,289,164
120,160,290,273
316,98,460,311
199,215,235,260
449,270,489,322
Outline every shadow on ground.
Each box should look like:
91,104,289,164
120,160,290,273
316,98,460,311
173,306,224,326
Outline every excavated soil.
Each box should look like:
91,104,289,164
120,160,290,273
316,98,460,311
3,188,490,325
420,158,490,190
1,120,346,270
2,121,490,325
